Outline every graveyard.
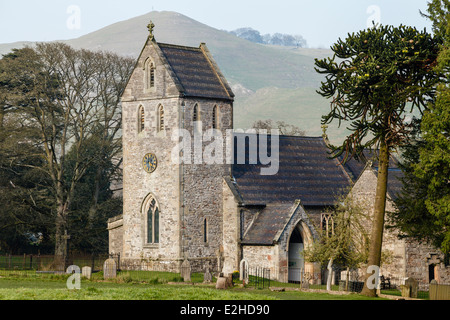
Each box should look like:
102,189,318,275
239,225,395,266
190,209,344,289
0,255,430,300
0,269,384,300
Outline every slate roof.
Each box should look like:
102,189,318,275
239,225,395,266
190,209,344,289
232,136,405,246
241,202,298,245
157,42,234,101
339,150,403,200
231,134,353,207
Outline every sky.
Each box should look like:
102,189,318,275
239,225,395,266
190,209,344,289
0,0,433,48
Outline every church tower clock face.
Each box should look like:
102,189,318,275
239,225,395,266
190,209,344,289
142,153,157,173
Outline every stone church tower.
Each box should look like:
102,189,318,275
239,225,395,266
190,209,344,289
109,22,234,271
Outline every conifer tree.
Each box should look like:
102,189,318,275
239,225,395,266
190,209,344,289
315,24,441,296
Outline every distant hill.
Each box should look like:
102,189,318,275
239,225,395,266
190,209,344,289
0,11,348,143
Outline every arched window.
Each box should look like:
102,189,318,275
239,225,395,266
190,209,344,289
212,105,219,129
193,104,201,133
144,195,160,244
321,213,334,237
144,58,155,90
149,62,155,88
138,106,145,133
157,105,165,132
193,104,199,122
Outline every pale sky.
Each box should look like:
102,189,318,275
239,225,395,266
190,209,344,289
0,0,433,48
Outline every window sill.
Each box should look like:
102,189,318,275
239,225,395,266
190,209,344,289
143,243,159,249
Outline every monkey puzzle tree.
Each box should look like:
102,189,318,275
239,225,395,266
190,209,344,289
315,24,442,296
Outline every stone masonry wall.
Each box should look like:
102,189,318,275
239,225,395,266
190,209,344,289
180,98,233,271
351,166,450,287
107,215,123,256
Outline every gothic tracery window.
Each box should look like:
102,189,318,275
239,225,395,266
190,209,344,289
321,213,334,237
145,195,160,244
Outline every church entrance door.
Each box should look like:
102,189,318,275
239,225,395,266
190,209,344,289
288,227,304,282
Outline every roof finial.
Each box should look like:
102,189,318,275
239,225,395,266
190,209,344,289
147,21,155,40
321,124,331,147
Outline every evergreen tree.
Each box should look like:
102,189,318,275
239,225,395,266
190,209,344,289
391,0,450,255
315,24,441,296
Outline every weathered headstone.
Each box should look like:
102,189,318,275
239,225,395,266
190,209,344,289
216,276,227,289
181,259,191,282
216,247,224,276
401,277,418,298
215,273,233,289
82,266,92,279
103,258,117,279
204,266,212,283
406,277,418,298
239,259,249,283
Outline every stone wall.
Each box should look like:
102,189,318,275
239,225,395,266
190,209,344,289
351,166,450,287
107,215,123,256
221,178,241,274
180,98,233,265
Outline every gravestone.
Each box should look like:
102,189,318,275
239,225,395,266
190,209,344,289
239,259,249,283
204,266,212,283
181,259,191,282
215,274,233,289
216,276,228,289
406,277,418,298
216,247,224,276
103,258,117,279
401,277,418,298
82,266,92,279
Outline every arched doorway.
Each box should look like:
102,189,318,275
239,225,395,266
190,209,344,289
288,227,304,282
287,221,315,283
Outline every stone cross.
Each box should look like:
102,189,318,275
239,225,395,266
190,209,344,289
147,21,155,39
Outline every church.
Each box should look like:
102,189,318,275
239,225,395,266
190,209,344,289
108,22,450,286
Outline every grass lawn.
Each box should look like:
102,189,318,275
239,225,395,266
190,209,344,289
0,271,385,301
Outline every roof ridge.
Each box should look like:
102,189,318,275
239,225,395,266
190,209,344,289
157,42,201,51
199,43,234,100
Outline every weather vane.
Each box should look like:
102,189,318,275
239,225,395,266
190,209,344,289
147,21,155,39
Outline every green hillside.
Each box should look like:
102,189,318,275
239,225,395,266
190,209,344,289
0,11,347,143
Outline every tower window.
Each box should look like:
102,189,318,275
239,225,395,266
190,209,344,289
138,106,145,133
158,105,165,132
